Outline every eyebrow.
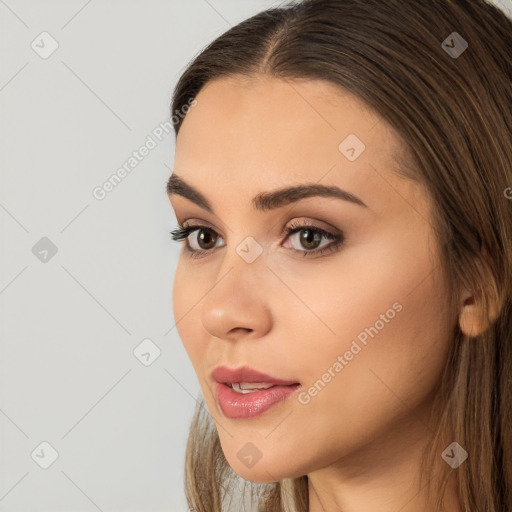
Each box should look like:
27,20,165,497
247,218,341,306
166,173,368,213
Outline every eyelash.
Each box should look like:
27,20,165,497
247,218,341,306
169,220,344,259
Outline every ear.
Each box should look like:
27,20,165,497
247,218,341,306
458,287,488,338
458,247,501,338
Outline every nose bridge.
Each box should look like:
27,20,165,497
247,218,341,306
200,241,271,340
211,238,268,308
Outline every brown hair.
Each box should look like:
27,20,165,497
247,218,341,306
169,0,512,510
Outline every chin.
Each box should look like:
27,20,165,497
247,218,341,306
230,464,283,484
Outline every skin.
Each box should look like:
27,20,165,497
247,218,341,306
167,75,482,512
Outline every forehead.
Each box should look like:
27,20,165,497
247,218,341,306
173,75,412,215
176,74,386,157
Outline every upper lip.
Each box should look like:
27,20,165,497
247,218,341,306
211,365,299,386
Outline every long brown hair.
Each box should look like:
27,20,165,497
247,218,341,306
169,1,512,510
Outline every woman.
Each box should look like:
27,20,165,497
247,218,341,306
166,0,512,510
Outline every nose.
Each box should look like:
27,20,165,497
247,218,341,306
200,257,272,343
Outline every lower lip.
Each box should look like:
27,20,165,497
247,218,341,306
214,382,301,419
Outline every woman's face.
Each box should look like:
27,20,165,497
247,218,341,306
168,75,454,483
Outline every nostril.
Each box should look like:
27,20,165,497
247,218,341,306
230,327,252,334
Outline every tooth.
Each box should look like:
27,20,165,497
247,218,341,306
239,382,275,390
231,382,275,393
232,383,257,394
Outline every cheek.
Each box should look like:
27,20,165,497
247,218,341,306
284,233,451,438
286,296,451,470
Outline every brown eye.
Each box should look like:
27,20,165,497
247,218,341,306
297,229,323,250
283,223,343,257
170,221,343,259
191,228,219,251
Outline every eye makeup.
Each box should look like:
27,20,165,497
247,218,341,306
170,218,344,259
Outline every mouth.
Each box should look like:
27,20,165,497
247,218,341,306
211,366,301,419
227,382,296,393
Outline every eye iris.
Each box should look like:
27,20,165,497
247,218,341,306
197,229,217,250
300,229,321,250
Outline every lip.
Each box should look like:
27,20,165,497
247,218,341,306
211,365,299,386
211,366,301,419
214,382,301,419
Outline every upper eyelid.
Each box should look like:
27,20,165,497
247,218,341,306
181,220,338,238
179,212,341,230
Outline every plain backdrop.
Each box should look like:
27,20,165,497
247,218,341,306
1,1,511,511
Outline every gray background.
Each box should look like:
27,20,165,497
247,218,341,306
1,0,511,511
